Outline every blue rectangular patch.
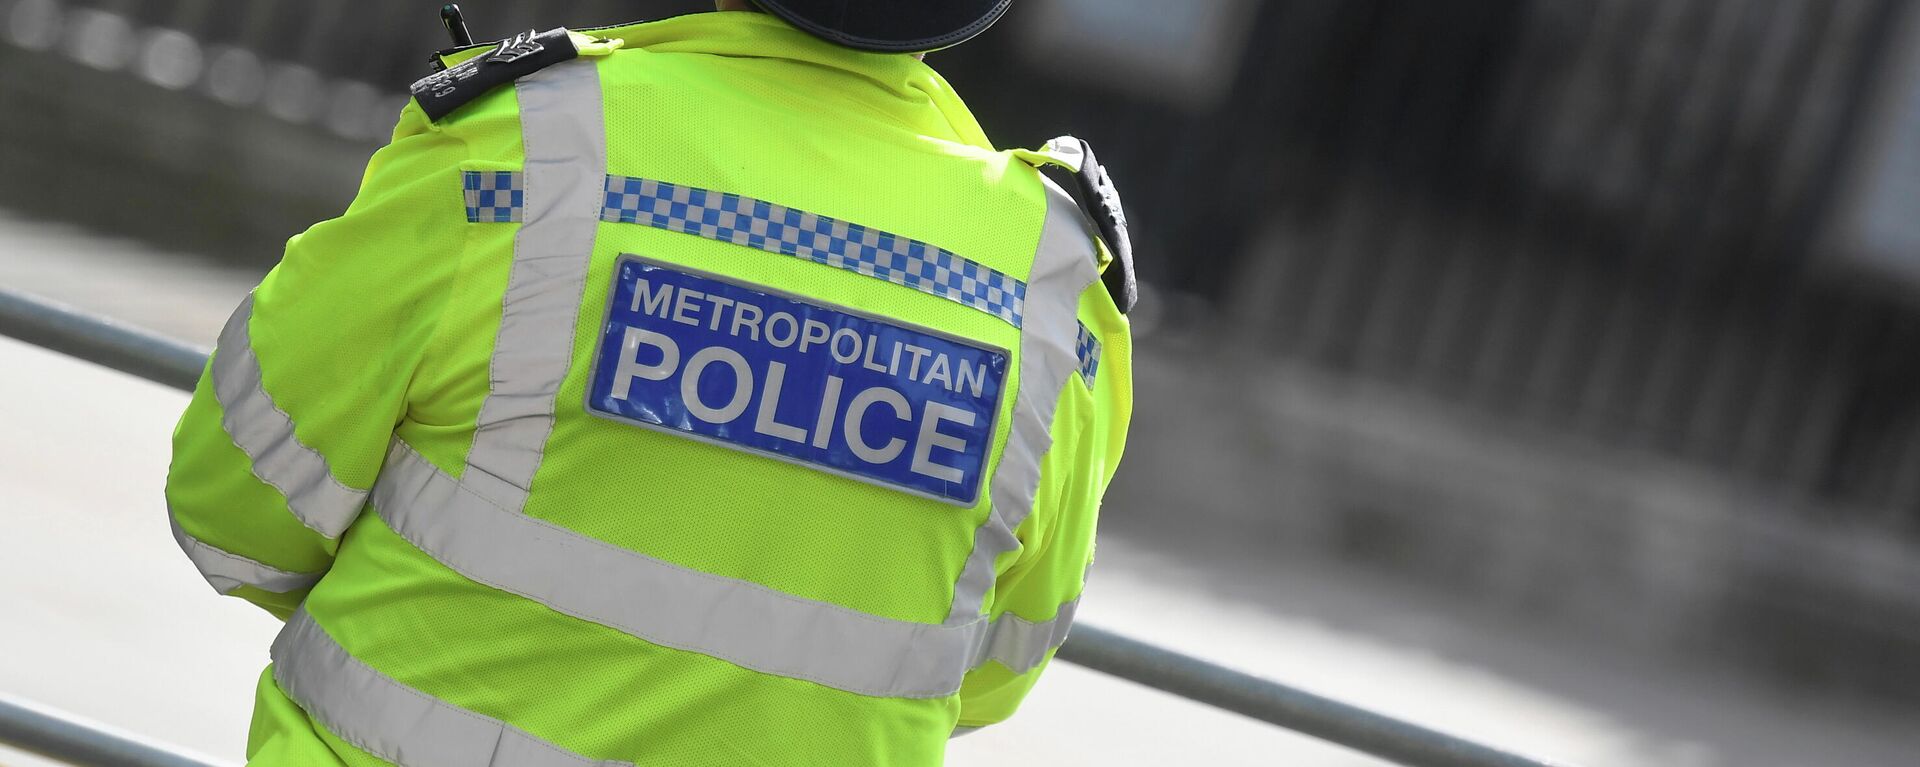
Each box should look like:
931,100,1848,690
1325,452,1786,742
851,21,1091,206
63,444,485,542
586,256,1009,505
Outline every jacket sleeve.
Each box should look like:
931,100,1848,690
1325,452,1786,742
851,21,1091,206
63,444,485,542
164,105,467,619
955,284,1133,729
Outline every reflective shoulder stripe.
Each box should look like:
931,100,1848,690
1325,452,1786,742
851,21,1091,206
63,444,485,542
971,596,1079,675
168,512,323,595
372,440,977,698
273,608,628,767
946,177,1101,625
211,294,367,538
463,57,608,512
463,58,606,510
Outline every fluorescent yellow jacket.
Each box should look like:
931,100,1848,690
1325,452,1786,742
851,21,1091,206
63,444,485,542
165,12,1131,766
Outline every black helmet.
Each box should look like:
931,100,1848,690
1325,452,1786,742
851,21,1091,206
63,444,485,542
750,0,1012,53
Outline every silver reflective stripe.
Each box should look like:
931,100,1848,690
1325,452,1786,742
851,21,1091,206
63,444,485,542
168,512,322,595
946,178,1101,624
273,608,628,767
465,57,607,511
372,441,979,698
211,294,367,537
971,596,1079,675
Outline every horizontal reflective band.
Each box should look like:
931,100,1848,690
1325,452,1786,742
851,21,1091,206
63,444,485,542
971,596,1078,675
373,440,979,698
211,294,367,538
1076,321,1101,388
602,175,1027,327
168,513,323,595
462,170,525,223
273,608,629,767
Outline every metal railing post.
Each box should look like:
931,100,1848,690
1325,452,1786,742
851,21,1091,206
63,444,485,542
0,286,1571,767
0,694,225,767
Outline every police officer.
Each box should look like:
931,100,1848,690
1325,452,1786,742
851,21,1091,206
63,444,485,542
166,1,1133,763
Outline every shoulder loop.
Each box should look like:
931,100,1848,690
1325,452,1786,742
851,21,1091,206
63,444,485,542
1017,136,1136,314
411,28,608,123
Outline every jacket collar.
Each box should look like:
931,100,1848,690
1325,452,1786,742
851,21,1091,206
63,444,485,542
585,12,995,149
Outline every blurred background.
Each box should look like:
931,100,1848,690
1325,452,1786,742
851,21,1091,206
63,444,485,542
5,0,1920,765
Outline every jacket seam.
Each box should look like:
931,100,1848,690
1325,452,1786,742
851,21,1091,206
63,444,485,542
412,125,480,447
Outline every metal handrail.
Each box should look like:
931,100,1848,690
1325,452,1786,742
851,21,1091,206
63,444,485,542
0,289,209,391
0,286,1569,767
0,694,223,767
1058,626,1563,767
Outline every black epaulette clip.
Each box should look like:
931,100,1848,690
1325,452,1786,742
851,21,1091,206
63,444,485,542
411,28,579,122
1063,138,1137,314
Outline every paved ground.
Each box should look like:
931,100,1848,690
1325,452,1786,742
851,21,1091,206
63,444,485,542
6,210,1920,766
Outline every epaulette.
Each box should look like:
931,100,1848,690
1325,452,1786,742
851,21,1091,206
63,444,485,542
1064,139,1136,314
410,28,579,122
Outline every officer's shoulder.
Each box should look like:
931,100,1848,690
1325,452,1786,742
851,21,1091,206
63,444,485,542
1019,137,1137,314
410,28,583,123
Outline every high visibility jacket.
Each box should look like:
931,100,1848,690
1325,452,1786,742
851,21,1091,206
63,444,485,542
166,12,1131,766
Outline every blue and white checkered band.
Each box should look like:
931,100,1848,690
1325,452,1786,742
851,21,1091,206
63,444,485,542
462,171,524,223
600,175,1028,328
1076,321,1101,388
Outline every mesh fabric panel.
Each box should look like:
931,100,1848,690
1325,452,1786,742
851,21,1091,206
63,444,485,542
249,667,368,766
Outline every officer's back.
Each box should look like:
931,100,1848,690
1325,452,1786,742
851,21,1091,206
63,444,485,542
166,5,1132,765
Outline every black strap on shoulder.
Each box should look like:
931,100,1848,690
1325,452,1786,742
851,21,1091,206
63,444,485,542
1063,139,1137,314
411,28,579,122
